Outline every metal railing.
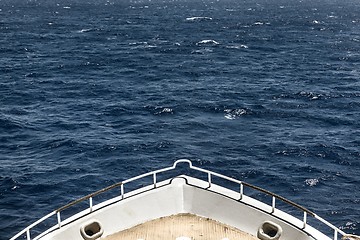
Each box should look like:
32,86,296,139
11,159,347,240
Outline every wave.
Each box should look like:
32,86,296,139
77,28,93,33
129,41,157,49
0,176,20,192
185,16,212,21
254,21,264,25
0,114,30,131
224,108,250,120
196,39,219,46
155,107,174,115
226,44,249,49
272,91,326,101
298,91,322,100
191,48,213,54
304,178,319,186
144,105,174,116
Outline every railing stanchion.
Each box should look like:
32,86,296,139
57,211,61,229
239,183,243,200
334,229,338,240
271,196,276,213
153,173,157,188
208,172,212,188
121,184,124,200
89,197,93,212
303,211,307,229
26,229,30,240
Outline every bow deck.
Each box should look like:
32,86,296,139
104,213,258,240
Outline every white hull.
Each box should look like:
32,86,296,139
11,160,357,240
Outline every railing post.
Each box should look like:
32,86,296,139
89,197,93,212
303,211,307,229
153,172,157,188
239,183,243,200
57,211,61,229
208,172,212,188
120,184,124,200
334,229,338,240
26,229,30,240
271,196,276,213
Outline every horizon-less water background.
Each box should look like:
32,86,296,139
1,0,359,238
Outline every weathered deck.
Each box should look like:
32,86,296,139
104,213,259,240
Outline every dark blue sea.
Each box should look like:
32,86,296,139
1,0,359,238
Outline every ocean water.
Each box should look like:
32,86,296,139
1,0,359,238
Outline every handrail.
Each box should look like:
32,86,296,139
10,159,347,240
56,182,124,213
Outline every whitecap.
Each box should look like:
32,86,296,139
298,91,322,100
145,44,157,48
226,44,248,49
78,28,92,33
129,41,148,45
224,109,247,120
305,178,319,187
225,114,235,120
128,41,156,49
196,39,219,45
186,16,212,21
254,22,264,25
155,107,174,115
161,108,173,113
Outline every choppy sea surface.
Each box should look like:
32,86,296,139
1,0,359,238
